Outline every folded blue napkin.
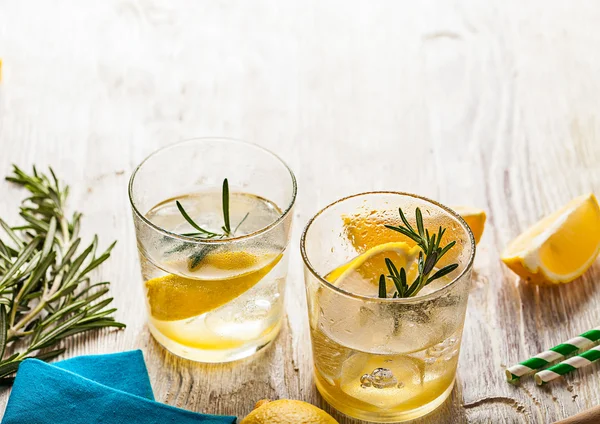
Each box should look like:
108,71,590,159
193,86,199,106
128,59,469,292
2,350,236,424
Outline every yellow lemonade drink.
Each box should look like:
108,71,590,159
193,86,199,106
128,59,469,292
301,192,474,422
140,191,289,362
129,138,296,363
313,259,461,421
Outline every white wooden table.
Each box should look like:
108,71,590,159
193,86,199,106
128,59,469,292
1,1,600,422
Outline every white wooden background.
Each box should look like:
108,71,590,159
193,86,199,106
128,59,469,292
1,1,600,423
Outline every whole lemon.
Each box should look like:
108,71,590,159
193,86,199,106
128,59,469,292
240,399,338,424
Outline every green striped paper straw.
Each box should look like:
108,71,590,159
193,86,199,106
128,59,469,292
505,327,600,383
535,345,600,385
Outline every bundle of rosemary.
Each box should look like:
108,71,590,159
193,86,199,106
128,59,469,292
0,165,124,382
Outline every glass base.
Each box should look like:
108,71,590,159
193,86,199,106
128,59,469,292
148,320,282,363
316,374,455,423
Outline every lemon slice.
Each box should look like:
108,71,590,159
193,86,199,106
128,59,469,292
326,242,420,295
187,250,262,275
146,252,282,321
501,193,600,284
452,206,486,244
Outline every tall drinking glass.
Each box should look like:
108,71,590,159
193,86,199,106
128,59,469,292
129,138,296,363
301,192,474,422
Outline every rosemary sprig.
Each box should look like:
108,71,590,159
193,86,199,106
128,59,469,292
380,207,459,298
0,165,125,382
176,178,249,240
176,201,221,238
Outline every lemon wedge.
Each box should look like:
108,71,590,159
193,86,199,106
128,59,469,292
326,242,420,296
452,206,486,244
501,193,600,284
146,252,282,321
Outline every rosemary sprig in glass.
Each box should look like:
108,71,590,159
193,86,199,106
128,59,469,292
174,178,250,270
379,207,459,298
175,178,249,240
0,165,125,382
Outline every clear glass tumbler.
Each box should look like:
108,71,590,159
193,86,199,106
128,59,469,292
129,138,296,363
301,192,474,422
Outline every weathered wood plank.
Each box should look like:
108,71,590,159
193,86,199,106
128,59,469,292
1,1,600,422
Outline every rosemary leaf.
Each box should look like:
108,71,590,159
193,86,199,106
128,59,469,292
222,178,231,234
378,274,387,298
385,258,404,296
176,201,220,237
0,306,6,360
233,212,250,235
427,263,460,285
0,219,24,249
438,240,457,260
0,237,41,289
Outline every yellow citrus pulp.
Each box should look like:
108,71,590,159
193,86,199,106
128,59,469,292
240,399,338,424
326,242,420,292
501,193,600,284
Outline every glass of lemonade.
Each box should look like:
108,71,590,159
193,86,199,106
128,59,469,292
129,138,296,363
301,192,474,422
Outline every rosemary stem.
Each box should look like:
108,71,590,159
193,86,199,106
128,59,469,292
8,288,24,328
9,298,47,337
7,330,30,340
59,216,69,247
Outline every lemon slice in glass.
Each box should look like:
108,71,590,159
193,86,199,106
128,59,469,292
326,242,420,296
145,251,282,321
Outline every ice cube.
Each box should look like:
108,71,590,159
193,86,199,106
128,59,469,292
340,353,424,409
318,302,397,355
422,335,460,383
204,278,282,340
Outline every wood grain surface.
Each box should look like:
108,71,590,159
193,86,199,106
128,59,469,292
1,1,600,422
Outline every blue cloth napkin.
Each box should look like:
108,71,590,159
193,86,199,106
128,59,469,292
2,350,236,424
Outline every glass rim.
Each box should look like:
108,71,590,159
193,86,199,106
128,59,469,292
300,191,476,304
128,137,297,244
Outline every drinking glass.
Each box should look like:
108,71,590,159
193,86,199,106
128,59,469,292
301,192,475,422
129,138,296,363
